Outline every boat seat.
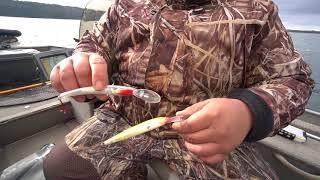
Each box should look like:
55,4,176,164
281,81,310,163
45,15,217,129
0,160,178,180
0,143,179,180
18,159,46,180
0,144,53,180
0,158,46,180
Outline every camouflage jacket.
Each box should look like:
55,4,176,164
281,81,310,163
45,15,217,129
75,0,314,141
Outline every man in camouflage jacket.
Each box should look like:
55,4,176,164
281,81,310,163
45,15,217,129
44,0,314,179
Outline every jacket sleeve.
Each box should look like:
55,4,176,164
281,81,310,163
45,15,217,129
74,4,119,69
228,1,314,142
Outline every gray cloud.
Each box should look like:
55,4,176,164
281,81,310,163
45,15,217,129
273,0,320,30
274,0,320,14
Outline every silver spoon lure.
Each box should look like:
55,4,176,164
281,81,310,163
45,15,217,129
58,85,161,104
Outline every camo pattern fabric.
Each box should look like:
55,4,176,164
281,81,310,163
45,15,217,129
67,0,314,179
66,104,277,179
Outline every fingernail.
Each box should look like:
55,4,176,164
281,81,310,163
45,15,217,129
74,96,86,102
86,95,95,99
94,81,105,90
176,111,188,119
169,116,184,123
96,95,108,101
176,111,183,116
172,122,180,129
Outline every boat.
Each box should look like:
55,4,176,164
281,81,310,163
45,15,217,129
0,0,319,179
0,29,21,48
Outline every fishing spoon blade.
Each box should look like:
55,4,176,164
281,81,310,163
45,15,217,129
133,89,161,104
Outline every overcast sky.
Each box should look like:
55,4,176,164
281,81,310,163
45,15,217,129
274,0,320,31
15,0,89,8
274,0,320,15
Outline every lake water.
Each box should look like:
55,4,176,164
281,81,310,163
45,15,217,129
291,32,320,111
0,16,319,111
0,16,79,47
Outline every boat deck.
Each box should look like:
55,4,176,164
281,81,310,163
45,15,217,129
0,94,73,145
0,98,65,123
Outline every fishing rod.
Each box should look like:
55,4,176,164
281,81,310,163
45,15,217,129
0,82,51,95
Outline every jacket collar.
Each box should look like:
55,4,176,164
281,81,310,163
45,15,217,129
149,0,219,9
167,0,215,9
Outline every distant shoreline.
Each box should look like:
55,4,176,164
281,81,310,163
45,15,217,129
0,0,84,20
0,15,82,20
288,29,320,34
0,15,81,20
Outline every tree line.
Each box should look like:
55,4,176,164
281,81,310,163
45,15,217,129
0,0,83,19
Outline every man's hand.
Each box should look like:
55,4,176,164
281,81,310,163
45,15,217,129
50,52,109,101
172,98,253,165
